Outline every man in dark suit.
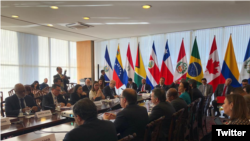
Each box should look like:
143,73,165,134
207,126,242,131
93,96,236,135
103,80,118,99
155,77,169,92
42,84,71,110
54,67,69,92
169,78,186,90
149,88,176,141
63,98,117,141
212,78,233,116
82,79,92,97
126,78,137,91
100,70,106,86
40,78,49,90
166,88,187,112
5,83,39,117
137,79,151,93
242,79,249,88
104,88,148,141
188,79,204,102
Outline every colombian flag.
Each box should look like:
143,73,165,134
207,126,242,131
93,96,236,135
186,38,203,86
221,35,240,87
113,45,124,89
134,43,147,86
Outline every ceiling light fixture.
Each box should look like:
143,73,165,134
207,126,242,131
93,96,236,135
142,5,151,9
12,15,19,18
83,17,90,20
47,24,53,27
50,6,58,9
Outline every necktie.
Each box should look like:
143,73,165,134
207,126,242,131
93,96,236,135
142,85,145,91
20,98,25,109
222,86,227,96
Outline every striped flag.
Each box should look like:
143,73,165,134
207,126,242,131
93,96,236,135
123,43,135,85
104,46,113,82
239,38,250,84
113,45,124,89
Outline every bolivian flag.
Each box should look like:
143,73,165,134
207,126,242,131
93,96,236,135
186,38,203,85
134,43,147,86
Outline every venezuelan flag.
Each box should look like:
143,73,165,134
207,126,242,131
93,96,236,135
221,35,240,87
113,45,124,89
186,38,203,86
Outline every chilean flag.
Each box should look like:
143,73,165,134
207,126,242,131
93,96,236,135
160,40,174,85
123,43,135,85
113,45,124,89
146,42,160,89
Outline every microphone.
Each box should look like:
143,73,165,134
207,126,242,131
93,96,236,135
64,70,67,76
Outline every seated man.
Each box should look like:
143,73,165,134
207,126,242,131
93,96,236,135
103,80,118,99
42,84,71,110
242,79,249,88
63,98,117,141
212,78,233,116
40,78,49,90
149,88,175,141
166,88,187,112
54,77,69,101
104,88,148,141
126,78,137,91
155,77,169,92
5,83,39,117
82,79,92,97
198,78,213,96
188,79,204,102
137,79,151,93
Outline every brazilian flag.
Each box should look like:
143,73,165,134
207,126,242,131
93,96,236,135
186,38,203,86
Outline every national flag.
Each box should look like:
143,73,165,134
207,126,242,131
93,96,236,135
113,45,124,89
146,42,160,89
134,43,147,86
104,46,113,83
221,35,240,87
123,43,135,85
186,37,203,86
174,39,188,83
239,38,250,84
204,36,225,92
160,40,174,85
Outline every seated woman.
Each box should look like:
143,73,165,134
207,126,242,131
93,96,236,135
98,79,105,92
89,81,105,101
25,85,34,99
31,81,40,90
222,94,250,125
178,81,191,105
70,84,88,105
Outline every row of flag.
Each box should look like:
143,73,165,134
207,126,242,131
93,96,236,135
104,35,250,92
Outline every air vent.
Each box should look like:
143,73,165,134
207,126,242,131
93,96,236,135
66,22,93,29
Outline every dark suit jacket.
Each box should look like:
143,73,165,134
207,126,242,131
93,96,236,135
169,82,179,90
137,84,151,93
40,83,49,90
82,85,92,97
155,84,169,92
170,98,187,112
42,92,67,110
192,88,204,102
103,86,117,99
63,118,117,141
149,101,176,140
214,84,233,97
126,82,137,91
53,74,69,92
100,74,106,85
5,94,38,117
70,92,88,105
114,104,148,141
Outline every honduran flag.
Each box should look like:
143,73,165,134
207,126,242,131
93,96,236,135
123,43,135,85
160,40,174,85
113,45,124,89
239,38,250,84
221,35,240,87
104,46,113,83
146,42,160,89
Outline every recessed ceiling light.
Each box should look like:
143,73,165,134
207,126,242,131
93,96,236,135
142,5,151,9
83,17,90,20
12,15,19,18
50,6,58,9
47,24,53,27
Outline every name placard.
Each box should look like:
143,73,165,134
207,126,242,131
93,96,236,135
35,110,52,118
31,134,56,141
1,118,11,126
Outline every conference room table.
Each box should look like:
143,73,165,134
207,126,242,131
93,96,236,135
1,95,150,140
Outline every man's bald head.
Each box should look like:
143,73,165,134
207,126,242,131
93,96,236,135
141,79,146,84
85,79,91,86
14,83,26,98
122,88,137,105
44,78,48,83
166,88,178,102
225,78,232,86
109,80,116,88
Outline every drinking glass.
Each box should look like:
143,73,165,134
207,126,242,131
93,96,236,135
25,107,31,115
107,96,110,101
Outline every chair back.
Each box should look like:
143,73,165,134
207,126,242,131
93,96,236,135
0,91,5,117
8,89,14,96
168,108,185,141
42,86,50,93
144,116,165,141
118,133,137,141
67,83,77,91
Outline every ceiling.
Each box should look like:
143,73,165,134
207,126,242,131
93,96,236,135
1,1,250,41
